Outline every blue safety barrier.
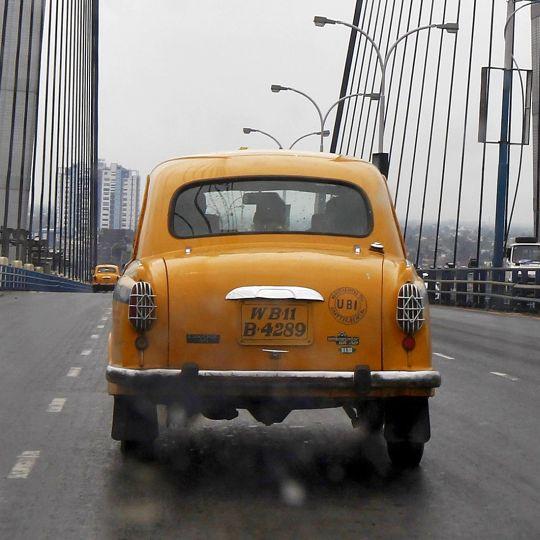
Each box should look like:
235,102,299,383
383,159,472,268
0,265,92,293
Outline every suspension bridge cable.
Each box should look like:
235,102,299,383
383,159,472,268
476,0,496,264
453,0,478,266
338,1,369,154
353,0,390,157
431,0,462,267
344,0,378,155
402,2,436,239
411,0,449,262
366,0,403,159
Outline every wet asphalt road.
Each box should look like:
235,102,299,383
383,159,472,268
0,291,539,539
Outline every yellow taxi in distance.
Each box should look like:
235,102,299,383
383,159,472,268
106,151,440,467
92,264,120,292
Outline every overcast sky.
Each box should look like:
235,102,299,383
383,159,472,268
99,1,537,230
99,0,354,176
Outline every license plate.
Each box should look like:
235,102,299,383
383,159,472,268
240,302,311,345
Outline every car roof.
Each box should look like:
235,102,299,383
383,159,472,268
150,150,374,177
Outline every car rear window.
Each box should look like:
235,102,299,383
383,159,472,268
97,267,117,273
170,177,373,238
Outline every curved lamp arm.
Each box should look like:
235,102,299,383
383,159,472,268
243,127,283,149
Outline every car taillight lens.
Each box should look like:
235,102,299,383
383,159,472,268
128,281,156,332
397,283,425,335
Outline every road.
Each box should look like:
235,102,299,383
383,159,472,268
0,292,538,539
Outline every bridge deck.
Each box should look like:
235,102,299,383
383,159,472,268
0,293,538,538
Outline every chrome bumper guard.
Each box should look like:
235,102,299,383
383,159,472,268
106,365,441,394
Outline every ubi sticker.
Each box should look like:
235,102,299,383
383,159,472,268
328,287,367,325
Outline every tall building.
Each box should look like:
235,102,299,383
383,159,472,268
98,161,141,232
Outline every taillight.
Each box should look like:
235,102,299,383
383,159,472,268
397,283,425,335
128,281,156,332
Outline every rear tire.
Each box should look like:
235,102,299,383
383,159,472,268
112,396,158,460
387,441,424,468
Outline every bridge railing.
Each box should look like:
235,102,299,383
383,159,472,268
421,267,540,312
0,265,92,293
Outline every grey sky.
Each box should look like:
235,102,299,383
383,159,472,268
99,1,537,230
99,1,353,176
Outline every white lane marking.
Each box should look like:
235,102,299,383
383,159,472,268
101,317,108,321
47,398,66,413
97,324,105,329
67,367,81,377
90,334,99,339
80,349,92,356
8,451,40,479
490,371,519,382
433,352,455,360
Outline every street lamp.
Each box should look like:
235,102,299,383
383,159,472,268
314,15,459,175
289,130,330,150
242,127,283,149
271,85,379,152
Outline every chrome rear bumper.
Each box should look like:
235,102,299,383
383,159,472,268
106,365,441,394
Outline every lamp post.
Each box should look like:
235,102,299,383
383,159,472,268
289,130,330,150
313,16,458,175
242,127,283,149
271,85,379,152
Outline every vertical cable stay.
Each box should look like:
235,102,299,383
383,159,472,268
402,2,436,239
364,0,403,159
417,0,452,266
334,0,531,268
354,0,389,157
476,0,496,264
372,1,415,161
452,0,478,266
344,0,377,155
0,0,96,273
432,0,462,268
338,1,369,154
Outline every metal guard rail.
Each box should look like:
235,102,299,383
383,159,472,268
420,266,540,311
0,265,92,293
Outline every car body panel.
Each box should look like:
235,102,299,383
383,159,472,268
107,151,436,403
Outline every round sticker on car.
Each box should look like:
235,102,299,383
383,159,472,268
328,287,367,324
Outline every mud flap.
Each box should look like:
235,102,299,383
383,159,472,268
111,395,158,442
384,397,430,444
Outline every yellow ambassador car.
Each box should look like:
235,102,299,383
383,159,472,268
106,150,441,467
92,264,120,292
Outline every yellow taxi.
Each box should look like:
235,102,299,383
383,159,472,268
106,151,440,467
92,264,120,292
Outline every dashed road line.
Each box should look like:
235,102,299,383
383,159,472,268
8,451,40,479
97,324,105,329
101,317,108,321
490,371,519,382
90,334,99,339
47,398,66,413
67,367,81,377
80,349,92,356
433,352,455,360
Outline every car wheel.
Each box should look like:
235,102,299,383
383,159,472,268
387,441,424,468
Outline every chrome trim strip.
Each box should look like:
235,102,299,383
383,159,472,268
226,286,324,301
106,366,441,388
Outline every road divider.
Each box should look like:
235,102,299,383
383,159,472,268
433,352,455,360
7,451,40,479
47,398,66,413
67,367,82,377
490,371,519,382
